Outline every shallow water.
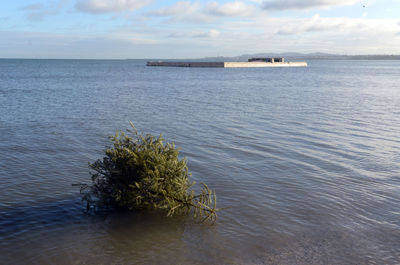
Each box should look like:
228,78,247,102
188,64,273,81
0,59,399,264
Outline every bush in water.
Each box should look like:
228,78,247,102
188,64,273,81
80,122,217,223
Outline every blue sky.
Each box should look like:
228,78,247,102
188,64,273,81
1,0,400,58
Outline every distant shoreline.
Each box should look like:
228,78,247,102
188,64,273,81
1,53,400,61
198,53,400,62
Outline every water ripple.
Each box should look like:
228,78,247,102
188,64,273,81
1,59,400,264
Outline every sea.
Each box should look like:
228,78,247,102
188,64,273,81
0,59,399,264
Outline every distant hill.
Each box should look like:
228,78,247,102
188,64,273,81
197,52,400,61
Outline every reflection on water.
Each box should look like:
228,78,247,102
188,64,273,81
0,59,400,264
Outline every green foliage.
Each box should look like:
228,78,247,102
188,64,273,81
80,122,217,223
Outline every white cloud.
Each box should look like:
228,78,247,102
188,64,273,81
147,1,217,23
149,1,199,17
143,1,400,55
262,0,361,10
10,1,400,58
148,1,259,22
206,1,257,17
270,15,384,35
22,1,67,21
165,29,221,39
75,0,152,14
273,14,350,34
191,14,400,55
193,29,221,38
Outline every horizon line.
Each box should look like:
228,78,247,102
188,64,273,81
1,53,400,61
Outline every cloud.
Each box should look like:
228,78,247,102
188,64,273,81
304,15,347,32
75,0,152,14
22,1,67,21
206,1,257,17
147,1,259,23
142,2,400,55
193,29,221,38
272,15,366,35
0,30,219,59
149,1,199,17
206,13,400,55
2,13,400,59
147,1,216,23
9,1,400,58
0,30,162,59
260,15,367,36
262,0,361,10
22,4,43,11
166,29,221,39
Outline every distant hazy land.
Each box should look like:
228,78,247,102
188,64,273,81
2,53,399,61
171,52,400,62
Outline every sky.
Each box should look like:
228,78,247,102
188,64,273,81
1,0,400,59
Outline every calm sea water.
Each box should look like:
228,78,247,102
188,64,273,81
0,59,399,264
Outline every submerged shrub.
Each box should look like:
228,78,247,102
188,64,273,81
80,122,217,223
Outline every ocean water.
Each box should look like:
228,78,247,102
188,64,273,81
0,59,399,264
